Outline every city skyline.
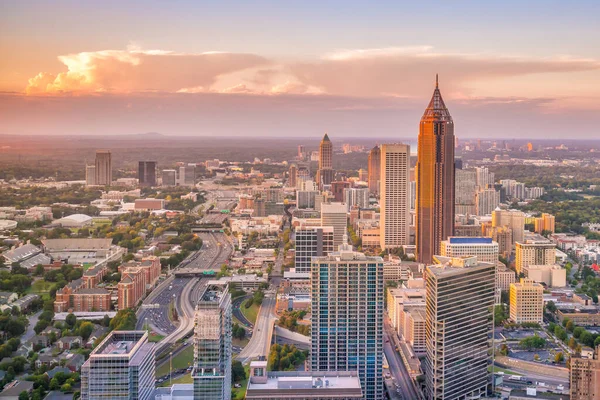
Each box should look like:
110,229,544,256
1,1,600,138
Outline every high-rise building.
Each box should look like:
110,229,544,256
440,237,499,264
288,164,297,188
193,283,232,400
138,161,157,187
358,168,368,182
344,187,369,211
317,134,334,187
85,165,96,186
298,145,306,159
297,190,318,209
320,202,347,249
296,166,311,189
368,146,381,195
509,278,543,324
94,150,112,186
179,165,196,186
475,187,500,216
455,169,476,214
81,331,155,400
416,76,455,264
380,143,410,250
294,226,334,274
161,169,177,186
515,241,556,275
534,213,556,234
331,181,351,202
492,209,525,244
425,256,495,400
475,167,495,189
571,345,600,400
491,226,513,258
311,240,384,400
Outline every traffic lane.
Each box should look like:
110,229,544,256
383,335,420,400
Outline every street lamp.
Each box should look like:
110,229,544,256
170,351,173,386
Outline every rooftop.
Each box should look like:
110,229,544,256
42,238,113,251
447,237,494,244
91,330,151,358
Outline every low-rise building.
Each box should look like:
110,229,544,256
524,264,566,288
557,308,600,326
510,279,544,324
571,344,600,400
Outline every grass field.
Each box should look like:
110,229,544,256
232,337,250,348
231,365,250,400
488,365,521,375
240,300,260,325
28,279,55,295
159,373,193,387
148,332,165,343
156,345,194,377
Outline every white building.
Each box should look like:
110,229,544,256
379,143,410,250
440,237,499,264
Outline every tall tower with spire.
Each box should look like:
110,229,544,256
317,133,334,187
416,75,455,264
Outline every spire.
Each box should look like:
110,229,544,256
322,133,330,142
436,73,439,88
421,75,452,122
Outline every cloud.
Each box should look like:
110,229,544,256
26,49,270,94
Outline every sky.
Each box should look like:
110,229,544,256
1,0,599,138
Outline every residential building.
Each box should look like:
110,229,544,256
311,240,384,400
405,307,427,354
81,331,155,400
440,237,499,264
455,169,476,215
379,143,410,250
535,213,556,234
192,283,232,400
294,226,334,274
416,76,455,264
509,279,544,324
571,345,600,400
297,190,318,209
492,209,525,244
515,241,556,276
138,161,157,187
496,264,516,291
475,167,495,189
320,202,347,249
368,146,381,195
425,256,495,400
344,188,369,211
491,226,513,258
86,165,97,186
475,188,500,216
94,150,112,186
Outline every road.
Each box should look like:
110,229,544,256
23,310,42,343
237,295,277,364
384,322,421,400
232,295,253,327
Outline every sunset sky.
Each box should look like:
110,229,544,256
1,0,599,138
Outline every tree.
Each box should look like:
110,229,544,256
568,337,577,349
519,335,546,350
232,360,246,383
18,392,28,400
574,326,585,339
78,321,94,340
581,331,596,347
554,326,568,341
555,352,564,363
566,320,575,333
65,313,77,328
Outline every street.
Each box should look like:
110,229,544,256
384,322,421,400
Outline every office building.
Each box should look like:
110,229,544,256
81,331,155,400
85,165,96,186
295,226,334,274
523,264,566,287
94,150,112,186
288,164,297,188
416,76,455,264
509,278,543,324
344,187,369,211
440,237,499,264
297,190,318,209
380,143,411,250
317,133,334,187
179,165,196,186
296,167,311,189
492,209,525,244
320,202,347,249
425,256,495,400
193,283,232,400
138,161,157,187
455,169,476,214
311,240,384,400
161,169,177,186
534,213,556,234
368,146,381,195
496,264,516,291
491,226,513,258
331,181,351,202
475,188,500,216
571,345,600,400
515,241,556,275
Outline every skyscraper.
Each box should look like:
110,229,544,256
94,150,112,186
343,187,370,211
311,239,384,400
425,256,495,400
193,283,232,400
416,76,455,264
81,330,155,400
320,202,347,249
161,169,177,186
380,143,410,249
317,133,334,187
85,165,96,186
288,164,297,188
368,146,381,195
138,161,157,187
295,226,334,274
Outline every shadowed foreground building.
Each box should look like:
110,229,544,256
416,76,455,264
81,330,155,400
571,344,600,400
425,256,495,400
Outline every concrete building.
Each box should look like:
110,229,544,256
161,169,177,186
343,188,369,211
138,161,157,187
379,143,410,250
476,188,500,216
192,283,232,400
311,240,384,400
515,241,556,276
475,167,495,189
94,150,112,186
288,164,297,188
496,264,516,292
134,198,165,211
320,202,347,250
509,278,544,324
297,190,318,209
405,307,426,354
246,362,363,399
425,256,495,400
81,331,155,400
294,226,334,274
492,209,525,244
491,226,513,258
440,237,499,264
317,134,334,187
524,264,566,287
571,345,600,400
535,213,556,234
368,146,381,195
455,169,477,214
85,165,96,186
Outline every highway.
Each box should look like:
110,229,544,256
237,295,278,364
384,321,421,400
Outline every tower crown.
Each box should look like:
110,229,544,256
422,75,452,122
